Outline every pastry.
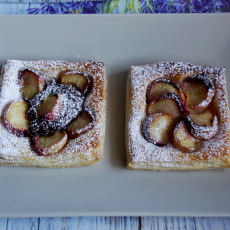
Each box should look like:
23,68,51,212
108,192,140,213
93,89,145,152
0,60,106,167
126,62,230,170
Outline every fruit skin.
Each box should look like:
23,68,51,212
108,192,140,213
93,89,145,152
185,112,218,140
18,69,45,100
172,119,197,153
146,78,184,103
147,92,185,120
4,101,29,137
182,74,215,113
60,71,92,95
31,131,68,156
142,113,174,146
67,108,94,139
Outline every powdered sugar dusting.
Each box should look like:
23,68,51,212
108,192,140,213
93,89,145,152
0,60,106,167
127,62,230,167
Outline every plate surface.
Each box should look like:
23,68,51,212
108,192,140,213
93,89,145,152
0,14,230,217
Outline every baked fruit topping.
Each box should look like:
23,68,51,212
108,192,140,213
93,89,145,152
61,71,91,95
5,70,95,156
143,74,218,152
146,78,183,103
186,109,218,140
18,69,45,100
182,74,215,113
4,101,29,137
172,120,197,152
147,92,184,121
142,113,174,146
31,131,68,156
67,109,94,139
28,80,84,136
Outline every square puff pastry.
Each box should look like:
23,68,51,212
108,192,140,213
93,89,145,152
0,60,106,167
126,62,230,170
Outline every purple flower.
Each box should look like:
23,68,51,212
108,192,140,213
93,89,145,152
66,2,100,14
171,0,187,13
40,4,56,14
154,0,187,13
214,0,230,12
154,0,171,13
27,2,101,14
190,0,216,12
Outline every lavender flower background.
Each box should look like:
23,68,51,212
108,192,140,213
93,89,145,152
27,0,230,14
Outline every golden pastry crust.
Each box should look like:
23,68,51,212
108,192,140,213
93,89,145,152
126,62,230,170
0,60,106,167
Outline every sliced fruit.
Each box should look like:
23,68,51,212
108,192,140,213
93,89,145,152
182,74,215,113
146,78,184,103
18,69,45,100
61,71,91,94
32,131,68,156
4,101,29,137
67,109,94,139
172,120,197,152
142,113,174,146
186,109,218,140
147,92,184,121
37,94,65,122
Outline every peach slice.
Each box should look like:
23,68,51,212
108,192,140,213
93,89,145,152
186,109,218,140
36,94,65,122
67,109,94,139
61,71,91,94
172,120,197,152
146,78,183,103
147,92,184,121
4,101,29,137
182,74,215,113
142,113,174,146
32,131,68,156
18,69,45,100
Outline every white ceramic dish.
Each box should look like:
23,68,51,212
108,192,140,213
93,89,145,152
0,14,230,217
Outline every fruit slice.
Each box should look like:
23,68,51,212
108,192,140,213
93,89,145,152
172,120,197,152
67,109,94,139
32,131,68,156
186,109,218,140
182,74,215,113
61,71,91,94
146,78,184,103
37,94,65,122
147,92,184,121
4,101,29,137
18,69,45,100
142,113,174,146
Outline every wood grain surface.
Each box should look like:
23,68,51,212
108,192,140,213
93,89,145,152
0,217,230,229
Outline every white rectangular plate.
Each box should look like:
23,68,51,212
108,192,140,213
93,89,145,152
0,14,230,217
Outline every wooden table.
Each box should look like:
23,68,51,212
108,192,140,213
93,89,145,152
1,217,230,229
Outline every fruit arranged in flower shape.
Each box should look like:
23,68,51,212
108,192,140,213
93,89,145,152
4,70,95,156
142,75,218,152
